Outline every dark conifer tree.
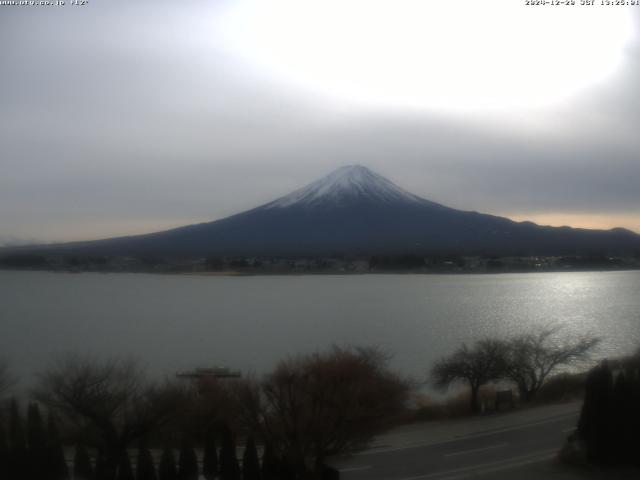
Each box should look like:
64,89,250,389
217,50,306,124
95,451,109,480
260,444,279,480
9,398,27,480
136,440,157,480
0,420,9,480
177,438,199,480
320,464,340,480
158,448,178,480
242,437,261,480
116,452,135,480
278,457,295,480
202,430,218,480
612,371,634,464
578,361,614,464
26,403,47,480
46,412,70,480
74,444,95,480
219,425,240,480
633,368,640,467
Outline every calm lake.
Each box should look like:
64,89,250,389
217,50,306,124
1,270,639,388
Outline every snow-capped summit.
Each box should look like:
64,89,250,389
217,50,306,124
264,165,426,209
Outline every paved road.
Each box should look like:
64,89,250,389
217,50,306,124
332,405,580,480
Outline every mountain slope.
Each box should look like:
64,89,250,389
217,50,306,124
5,165,640,257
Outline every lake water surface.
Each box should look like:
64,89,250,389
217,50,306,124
1,270,639,387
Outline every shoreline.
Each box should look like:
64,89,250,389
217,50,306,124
2,267,640,277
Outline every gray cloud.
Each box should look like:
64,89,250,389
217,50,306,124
1,1,640,242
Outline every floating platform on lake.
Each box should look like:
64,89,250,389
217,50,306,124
176,366,241,379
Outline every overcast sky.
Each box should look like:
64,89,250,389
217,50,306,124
1,0,639,244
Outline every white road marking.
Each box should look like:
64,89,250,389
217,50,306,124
339,465,372,473
562,427,575,433
394,448,557,480
443,442,508,458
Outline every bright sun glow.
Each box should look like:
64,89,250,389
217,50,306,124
217,0,635,112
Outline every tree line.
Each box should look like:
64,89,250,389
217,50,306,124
0,347,407,480
575,352,640,467
430,327,599,413
0,398,276,480
0,400,67,480
0,329,616,478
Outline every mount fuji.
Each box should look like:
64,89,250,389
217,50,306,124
6,165,640,257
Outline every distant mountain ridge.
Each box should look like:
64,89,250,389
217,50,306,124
4,165,640,258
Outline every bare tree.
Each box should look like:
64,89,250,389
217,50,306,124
33,354,187,480
234,346,409,479
504,327,600,402
431,339,506,414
